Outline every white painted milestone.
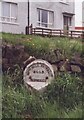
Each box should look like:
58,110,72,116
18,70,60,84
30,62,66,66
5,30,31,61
24,59,55,91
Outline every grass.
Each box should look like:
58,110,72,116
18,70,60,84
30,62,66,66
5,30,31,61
2,33,83,118
38,103,82,118
0,75,2,120
2,33,83,59
2,73,83,118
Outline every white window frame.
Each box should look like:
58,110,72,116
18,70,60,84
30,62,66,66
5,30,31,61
37,8,54,28
0,2,18,24
60,0,69,4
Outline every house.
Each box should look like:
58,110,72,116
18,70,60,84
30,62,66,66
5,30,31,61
0,0,75,34
82,1,84,29
75,0,84,30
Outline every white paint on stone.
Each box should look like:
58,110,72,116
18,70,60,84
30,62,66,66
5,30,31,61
24,59,54,91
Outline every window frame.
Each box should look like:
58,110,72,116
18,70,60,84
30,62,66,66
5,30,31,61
59,0,69,5
37,8,54,28
1,1,18,24
63,15,72,27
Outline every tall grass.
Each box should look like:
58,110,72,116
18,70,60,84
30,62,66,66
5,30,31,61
2,33,83,59
2,72,83,118
0,75,2,120
2,33,83,118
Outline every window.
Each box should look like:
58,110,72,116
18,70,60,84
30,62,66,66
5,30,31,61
1,2,18,23
37,9,54,28
42,10,48,27
64,16,72,26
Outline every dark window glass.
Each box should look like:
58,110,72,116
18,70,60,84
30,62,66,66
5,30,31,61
42,10,48,23
42,10,48,27
37,9,40,21
68,17,72,26
64,16,72,26
64,16,68,25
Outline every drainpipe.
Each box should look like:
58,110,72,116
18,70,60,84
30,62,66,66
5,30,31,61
28,0,29,34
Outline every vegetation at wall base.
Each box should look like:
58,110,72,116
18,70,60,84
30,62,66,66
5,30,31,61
2,72,83,118
1,33,83,118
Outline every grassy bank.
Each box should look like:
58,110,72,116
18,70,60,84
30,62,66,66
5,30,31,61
2,33,83,118
2,33,83,59
2,72,83,118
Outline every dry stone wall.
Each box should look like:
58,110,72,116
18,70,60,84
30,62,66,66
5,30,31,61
2,44,83,75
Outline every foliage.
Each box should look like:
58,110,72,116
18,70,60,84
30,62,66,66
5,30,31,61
2,70,83,118
2,74,45,118
2,33,83,118
5,64,23,87
43,73,83,109
0,75,2,120
38,102,83,118
2,33,83,60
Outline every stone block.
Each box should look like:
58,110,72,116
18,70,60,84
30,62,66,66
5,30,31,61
71,65,81,73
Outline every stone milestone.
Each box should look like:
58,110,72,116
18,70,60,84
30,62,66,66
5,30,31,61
24,59,55,91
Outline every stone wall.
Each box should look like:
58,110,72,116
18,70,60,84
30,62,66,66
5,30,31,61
2,44,83,75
